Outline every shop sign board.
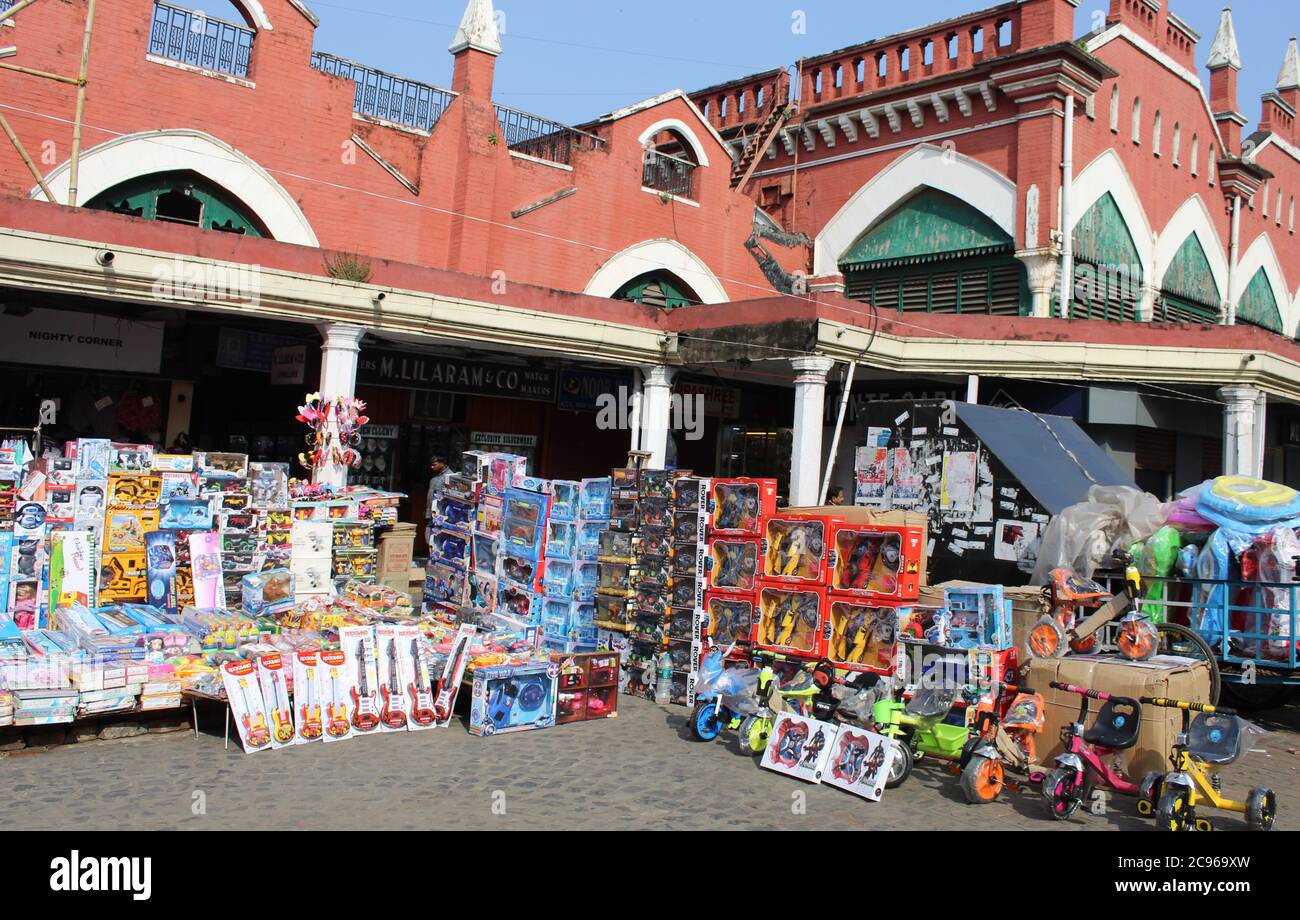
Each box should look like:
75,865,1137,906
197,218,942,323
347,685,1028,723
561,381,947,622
676,381,741,419
270,345,306,385
471,432,538,450
217,328,304,374
358,349,557,402
556,368,633,413
0,308,163,374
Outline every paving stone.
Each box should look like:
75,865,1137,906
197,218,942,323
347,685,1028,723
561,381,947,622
0,696,1294,831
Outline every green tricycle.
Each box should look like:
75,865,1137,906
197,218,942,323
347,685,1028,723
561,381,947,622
872,686,977,788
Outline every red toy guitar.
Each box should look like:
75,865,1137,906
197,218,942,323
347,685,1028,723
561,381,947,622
378,636,408,730
349,640,381,732
432,633,472,722
408,637,437,727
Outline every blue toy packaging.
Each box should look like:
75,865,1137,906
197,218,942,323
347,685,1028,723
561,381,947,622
468,661,559,736
943,584,1013,651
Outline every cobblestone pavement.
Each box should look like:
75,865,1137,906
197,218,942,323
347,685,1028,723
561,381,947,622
2,696,1297,831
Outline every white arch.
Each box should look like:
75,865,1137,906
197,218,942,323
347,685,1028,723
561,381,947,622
585,238,729,304
1071,148,1155,284
36,129,317,246
1153,194,1229,302
1234,232,1292,329
813,143,1017,276
229,0,274,30
637,118,711,167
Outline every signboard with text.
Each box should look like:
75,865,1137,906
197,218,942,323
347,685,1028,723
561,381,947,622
357,349,558,402
0,308,164,374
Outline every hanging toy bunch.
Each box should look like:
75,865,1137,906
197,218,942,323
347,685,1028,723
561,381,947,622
296,393,370,472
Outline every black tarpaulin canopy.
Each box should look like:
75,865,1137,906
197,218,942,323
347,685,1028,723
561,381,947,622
954,402,1134,515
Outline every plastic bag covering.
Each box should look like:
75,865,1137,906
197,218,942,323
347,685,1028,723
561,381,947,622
1138,526,1182,621
1254,527,1299,657
835,679,891,725
1031,486,1170,585
693,649,760,706
1193,529,1230,633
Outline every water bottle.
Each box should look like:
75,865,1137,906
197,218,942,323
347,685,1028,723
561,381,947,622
654,651,673,705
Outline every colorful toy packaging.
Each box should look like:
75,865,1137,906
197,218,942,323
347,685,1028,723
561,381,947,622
222,659,273,753
468,660,559,736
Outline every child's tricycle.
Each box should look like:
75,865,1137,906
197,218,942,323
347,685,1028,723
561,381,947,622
1137,696,1276,832
872,685,979,788
1042,681,1152,821
958,689,1046,804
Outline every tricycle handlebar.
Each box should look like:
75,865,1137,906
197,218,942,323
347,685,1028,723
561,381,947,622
1139,696,1235,716
1050,681,1110,701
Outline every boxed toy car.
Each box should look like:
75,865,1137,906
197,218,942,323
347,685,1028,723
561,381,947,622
241,569,295,617
468,661,559,736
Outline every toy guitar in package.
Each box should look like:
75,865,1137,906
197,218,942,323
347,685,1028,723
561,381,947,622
255,653,297,748
433,623,477,727
405,629,438,731
339,625,381,734
318,648,355,742
221,660,273,753
188,532,225,609
292,650,325,743
375,625,412,732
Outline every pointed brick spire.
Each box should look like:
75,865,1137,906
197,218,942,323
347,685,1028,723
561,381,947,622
449,0,501,57
1278,38,1300,90
1207,7,1241,70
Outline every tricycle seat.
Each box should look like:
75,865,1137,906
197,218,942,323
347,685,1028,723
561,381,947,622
1187,712,1242,766
906,687,956,718
1082,697,1141,750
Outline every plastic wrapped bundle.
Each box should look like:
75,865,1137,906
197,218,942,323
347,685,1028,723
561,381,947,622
1031,485,1169,585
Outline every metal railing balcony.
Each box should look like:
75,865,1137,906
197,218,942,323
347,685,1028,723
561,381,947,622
148,1,254,79
310,51,457,133
642,150,698,199
493,103,604,166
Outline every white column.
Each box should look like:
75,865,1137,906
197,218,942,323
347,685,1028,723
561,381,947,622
628,370,643,453
1219,384,1262,478
789,355,835,507
639,365,675,469
1016,248,1060,318
1253,389,1268,480
314,324,365,488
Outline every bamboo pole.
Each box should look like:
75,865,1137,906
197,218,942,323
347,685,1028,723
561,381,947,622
66,0,96,207
0,61,81,84
0,111,55,201
0,0,43,27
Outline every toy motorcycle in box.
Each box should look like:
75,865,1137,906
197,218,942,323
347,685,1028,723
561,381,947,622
827,601,897,674
704,592,756,646
828,523,924,600
763,516,828,584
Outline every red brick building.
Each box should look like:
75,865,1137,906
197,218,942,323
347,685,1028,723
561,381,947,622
1,0,1299,508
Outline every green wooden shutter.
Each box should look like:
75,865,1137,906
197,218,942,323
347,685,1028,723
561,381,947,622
1236,268,1282,334
614,272,699,310
1071,192,1142,321
86,171,267,238
1157,233,1220,323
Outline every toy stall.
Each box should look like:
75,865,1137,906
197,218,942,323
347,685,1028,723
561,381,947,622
849,400,1133,587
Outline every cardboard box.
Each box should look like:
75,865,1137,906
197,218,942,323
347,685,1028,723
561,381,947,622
1026,655,1213,779
378,523,417,576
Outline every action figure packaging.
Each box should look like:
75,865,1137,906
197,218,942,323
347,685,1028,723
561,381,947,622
706,537,760,594
708,478,776,536
762,514,829,585
826,600,899,675
754,584,828,658
702,591,757,647
827,522,924,601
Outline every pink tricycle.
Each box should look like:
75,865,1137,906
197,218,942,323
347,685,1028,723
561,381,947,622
1042,681,1153,821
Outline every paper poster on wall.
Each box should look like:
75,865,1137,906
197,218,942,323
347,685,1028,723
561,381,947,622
889,448,922,507
940,451,977,512
994,519,1041,568
865,426,891,448
854,446,889,507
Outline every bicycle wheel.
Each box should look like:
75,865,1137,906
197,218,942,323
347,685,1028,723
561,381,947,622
1155,622,1220,705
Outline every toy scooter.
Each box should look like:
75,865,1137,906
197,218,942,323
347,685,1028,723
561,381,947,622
1137,697,1276,831
1027,553,1158,661
872,685,979,788
1041,682,1149,821
959,689,1046,804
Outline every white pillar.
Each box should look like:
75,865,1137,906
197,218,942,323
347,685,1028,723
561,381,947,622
1253,389,1268,480
639,365,675,469
314,324,365,488
1219,384,1262,478
1015,248,1060,318
1057,93,1075,320
789,355,835,507
628,370,643,453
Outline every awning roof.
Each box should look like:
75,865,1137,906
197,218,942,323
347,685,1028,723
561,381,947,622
954,402,1134,514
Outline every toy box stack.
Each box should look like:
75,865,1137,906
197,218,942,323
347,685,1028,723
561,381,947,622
822,510,927,676
703,478,774,669
539,480,600,654
667,476,709,701
425,451,501,614
552,649,619,723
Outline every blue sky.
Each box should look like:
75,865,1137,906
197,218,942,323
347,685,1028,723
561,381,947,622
201,0,1296,126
